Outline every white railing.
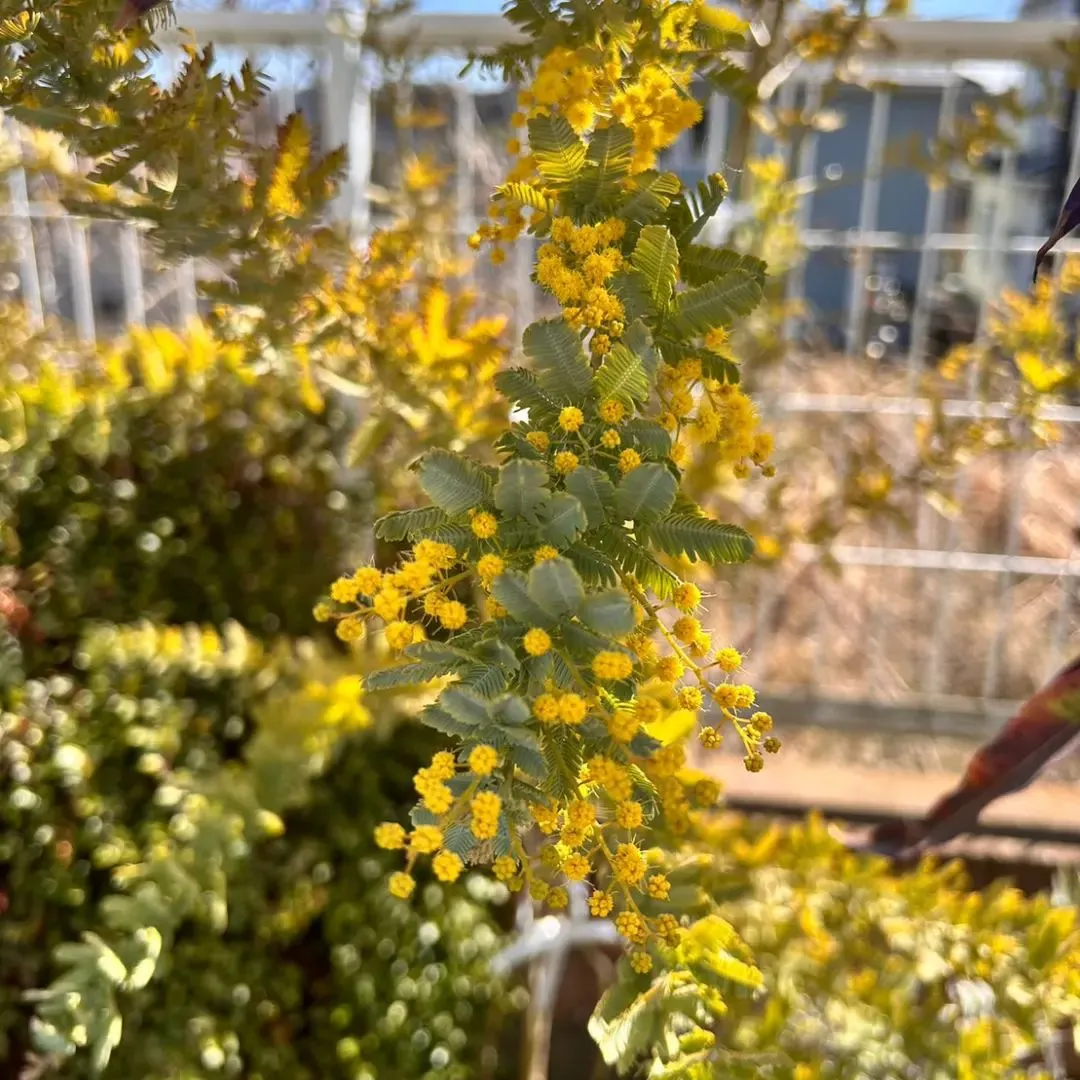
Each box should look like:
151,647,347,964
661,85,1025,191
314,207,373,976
8,9,1080,719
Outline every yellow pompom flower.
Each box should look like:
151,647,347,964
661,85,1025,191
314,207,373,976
673,583,701,611
563,853,590,881
353,567,383,596
646,873,671,900
384,620,417,651
527,430,551,453
672,616,700,644
553,450,579,474
618,449,641,474
431,752,457,780
389,872,416,899
373,587,405,622
629,951,653,974
699,726,723,749
676,686,703,710
422,783,454,815
558,693,588,725
592,650,633,681
547,886,570,910
606,709,641,743
330,576,361,604
374,822,406,850
615,910,648,944
599,399,626,424
335,616,365,643
600,428,621,448
589,890,614,917
471,511,498,539
611,842,646,885
523,628,552,656
716,647,742,672
468,744,499,775
655,655,684,681
559,406,585,432
534,694,561,723
476,553,505,584
534,545,560,563
438,601,468,630
493,855,518,881
470,791,502,839
615,801,643,829
414,540,457,571
409,825,443,854
751,711,773,732
532,803,560,834
433,850,464,882
566,800,595,829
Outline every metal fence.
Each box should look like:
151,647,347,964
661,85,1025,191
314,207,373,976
9,8,1080,731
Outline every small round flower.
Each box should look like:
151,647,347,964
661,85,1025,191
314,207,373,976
763,736,782,754
422,783,454,815
676,686,703,710
385,620,416,651
559,406,585,432
672,616,700,645
476,553,505,584
563,853,590,881
744,752,764,773
471,511,498,539
493,855,518,881
330,577,361,603
606,709,640,743
374,822,406,850
655,913,681,944
470,791,503,840
558,693,588,725
592,651,633,681
566,800,595,829
615,801,643,829
523,628,552,656
313,601,333,622
618,449,641,474
716,647,742,672
589,890,615,917
532,803,560,834
336,616,365,643
598,399,626,424
694,778,721,806
600,428,621,449
673,583,701,612
433,602,467,633
646,873,671,900
430,752,457,780
530,880,550,902
733,684,756,708
654,655,684,682
534,693,561,724
615,910,648,944
554,450,580,474
527,430,551,453
534,545,559,563
561,825,586,849
611,843,646,886
750,711,773,732
423,592,447,617
354,567,383,595
468,744,500,775
414,540,458,570
698,726,723,750
629,951,653,974
409,825,443,854
547,886,569,910
433,850,464,882
389,872,416,899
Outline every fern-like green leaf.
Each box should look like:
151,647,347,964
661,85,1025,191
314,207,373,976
496,181,556,215
564,541,619,586
494,368,562,421
621,170,683,225
599,526,682,600
671,271,762,337
374,506,450,542
680,244,767,288
667,173,729,245
609,271,658,324
631,224,680,306
595,343,649,407
529,114,587,186
539,492,588,547
573,122,634,203
523,317,593,402
639,514,754,564
564,466,616,528
364,661,458,691
615,463,678,523
494,458,551,524
622,419,672,459
528,556,585,618
416,450,493,516
491,571,556,627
